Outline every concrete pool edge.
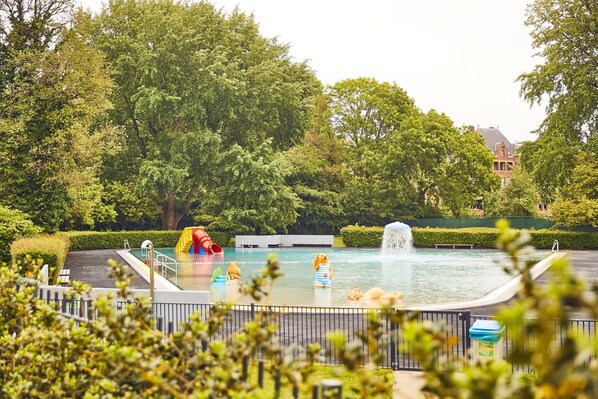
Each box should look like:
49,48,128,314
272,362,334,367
406,251,568,311
119,249,566,311
117,250,181,292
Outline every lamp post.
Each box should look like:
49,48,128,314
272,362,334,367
141,240,155,302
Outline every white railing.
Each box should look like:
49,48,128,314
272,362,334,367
124,240,131,251
144,249,179,286
552,240,559,252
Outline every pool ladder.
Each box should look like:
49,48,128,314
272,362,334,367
552,240,559,252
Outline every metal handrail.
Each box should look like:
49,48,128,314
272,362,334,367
144,249,178,285
124,240,131,251
552,240,559,252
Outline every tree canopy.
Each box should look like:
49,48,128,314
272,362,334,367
518,0,598,205
550,152,598,227
92,0,320,229
0,2,114,231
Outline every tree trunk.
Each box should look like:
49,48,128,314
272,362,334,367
161,191,184,230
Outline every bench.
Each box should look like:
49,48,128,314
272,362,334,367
58,269,70,286
434,244,474,249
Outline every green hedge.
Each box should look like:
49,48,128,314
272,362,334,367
65,230,234,251
340,225,598,250
11,234,70,284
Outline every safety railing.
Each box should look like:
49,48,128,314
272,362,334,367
33,286,598,373
552,240,559,252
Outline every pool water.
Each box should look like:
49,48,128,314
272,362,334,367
129,247,541,307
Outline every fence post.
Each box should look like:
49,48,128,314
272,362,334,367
258,361,264,387
461,311,471,356
390,310,398,370
274,369,281,398
242,355,249,380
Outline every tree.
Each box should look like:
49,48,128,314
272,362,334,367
0,5,115,231
92,0,319,230
483,166,541,217
0,206,41,263
550,152,598,227
518,0,598,144
327,77,416,148
384,110,500,217
280,129,347,234
203,141,299,234
518,133,577,202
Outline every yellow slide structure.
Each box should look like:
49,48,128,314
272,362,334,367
175,226,223,255
174,227,195,253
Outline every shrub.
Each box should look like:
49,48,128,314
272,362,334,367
340,225,385,247
340,225,598,249
0,206,42,264
65,229,234,250
11,234,70,284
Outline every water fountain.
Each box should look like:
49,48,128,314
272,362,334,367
381,221,413,256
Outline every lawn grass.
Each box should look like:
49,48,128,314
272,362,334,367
246,363,394,398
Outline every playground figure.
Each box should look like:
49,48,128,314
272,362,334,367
227,261,241,282
313,253,333,288
347,287,403,305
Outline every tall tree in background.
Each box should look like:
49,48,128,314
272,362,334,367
483,166,540,217
518,0,598,201
327,77,416,149
0,2,114,231
327,78,419,225
203,141,299,234
94,0,319,230
550,152,598,227
384,111,499,217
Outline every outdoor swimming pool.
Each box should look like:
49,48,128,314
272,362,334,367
129,247,546,307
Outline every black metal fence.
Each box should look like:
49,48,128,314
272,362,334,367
36,287,597,373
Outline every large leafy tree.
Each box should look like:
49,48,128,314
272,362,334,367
326,78,419,225
482,166,541,217
518,0,598,200
327,77,416,149
550,152,598,227
280,130,347,234
384,110,499,217
518,134,577,202
93,0,319,230
204,141,299,234
0,3,114,231
519,0,598,145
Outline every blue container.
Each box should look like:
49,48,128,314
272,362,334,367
469,320,504,360
469,320,504,343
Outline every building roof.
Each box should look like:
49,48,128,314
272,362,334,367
477,127,517,155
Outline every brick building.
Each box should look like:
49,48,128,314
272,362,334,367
476,126,520,187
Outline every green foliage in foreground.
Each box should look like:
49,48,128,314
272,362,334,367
340,224,598,249
11,234,70,284
2,221,598,398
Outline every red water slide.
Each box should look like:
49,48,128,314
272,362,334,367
192,228,223,255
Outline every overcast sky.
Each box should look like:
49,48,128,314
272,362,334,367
78,0,546,143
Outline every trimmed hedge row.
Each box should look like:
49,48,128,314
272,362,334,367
11,234,70,284
65,230,234,251
340,225,598,250
66,231,182,250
